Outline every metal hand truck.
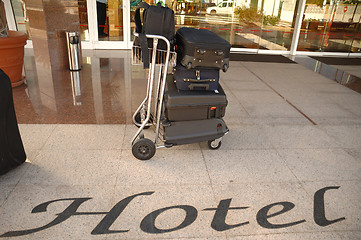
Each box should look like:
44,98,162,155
131,33,226,160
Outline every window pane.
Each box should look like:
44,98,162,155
172,0,298,50
10,0,30,39
297,0,361,53
97,0,124,41
78,0,89,41
258,0,297,51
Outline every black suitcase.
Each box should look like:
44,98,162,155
164,74,227,121
0,69,26,175
174,65,219,91
175,27,231,72
164,118,228,146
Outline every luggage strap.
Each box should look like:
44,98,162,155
135,2,151,69
184,78,216,83
134,2,164,69
134,2,150,34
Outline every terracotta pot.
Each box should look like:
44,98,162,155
0,31,27,87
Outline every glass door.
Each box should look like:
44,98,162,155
85,0,131,49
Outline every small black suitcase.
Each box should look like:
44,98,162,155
174,65,219,91
175,27,231,72
164,118,228,146
164,74,227,121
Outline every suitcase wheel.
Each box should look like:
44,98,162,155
132,138,156,160
208,139,222,150
222,64,229,72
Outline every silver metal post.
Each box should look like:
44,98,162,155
290,0,307,56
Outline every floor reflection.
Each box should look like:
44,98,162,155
13,52,147,124
293,56,361,94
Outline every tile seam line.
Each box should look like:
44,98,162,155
272,147,305,190
225,229,359,237
221,80,252,117
200,147,218,204
38,125,58,150
6,180,336,187
240,63,318,126
0,125,57,207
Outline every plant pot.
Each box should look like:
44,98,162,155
0,30,27,87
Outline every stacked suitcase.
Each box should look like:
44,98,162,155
163,27,231,147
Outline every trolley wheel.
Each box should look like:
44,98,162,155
222,63,229,72
132,138,156,160
208,139,222,150
134,112,152,129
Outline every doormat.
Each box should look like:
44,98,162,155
230,53,296,63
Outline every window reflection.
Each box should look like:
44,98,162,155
298,0,361,52
10,0,31,39
97,0,124,41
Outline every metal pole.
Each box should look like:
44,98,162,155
3,0,16,31
289,0,307,56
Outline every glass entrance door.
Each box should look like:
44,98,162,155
82,0,131,49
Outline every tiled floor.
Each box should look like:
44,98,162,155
1,50,361,239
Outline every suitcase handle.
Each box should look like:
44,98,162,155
216,50,224,56
188,83,210,91
184,78,216,83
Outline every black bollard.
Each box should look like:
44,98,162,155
0,69,26,175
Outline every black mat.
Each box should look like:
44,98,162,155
311,57,361,66
230,53,296,63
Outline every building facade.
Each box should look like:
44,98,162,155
3,0,361,56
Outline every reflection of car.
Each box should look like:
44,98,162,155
206,1,235,15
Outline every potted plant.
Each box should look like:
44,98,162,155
0,0,27,87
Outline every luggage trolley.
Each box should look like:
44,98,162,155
131,33,228,160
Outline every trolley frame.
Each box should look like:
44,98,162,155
131,33,225,160
131,33,171,148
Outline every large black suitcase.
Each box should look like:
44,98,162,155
0,69,26,175
164,74,227,121
164,118,228,146
174,65,219,91
175,27,231,71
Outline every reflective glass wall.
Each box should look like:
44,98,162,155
6,0,361,53
168,0,298,51
297,0,361,53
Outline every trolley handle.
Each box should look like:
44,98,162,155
133,33,171,69
133,33,171,52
